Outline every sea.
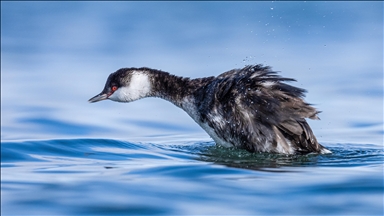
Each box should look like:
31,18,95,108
1,1,383,215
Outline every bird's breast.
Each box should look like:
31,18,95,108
180,97,235,148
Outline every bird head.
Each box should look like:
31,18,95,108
88,68,152,103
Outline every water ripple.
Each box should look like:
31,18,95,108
1,139,383,215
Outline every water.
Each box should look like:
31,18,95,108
2,139,383,215
1,1,383,215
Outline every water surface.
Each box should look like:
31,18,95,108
2,139,383,215
1,1,383,215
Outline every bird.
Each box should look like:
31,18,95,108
89,64,331,154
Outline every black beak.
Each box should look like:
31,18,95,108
88,93,108,103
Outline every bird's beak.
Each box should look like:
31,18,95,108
88,93,108,103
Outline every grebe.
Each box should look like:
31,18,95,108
89,64,331,154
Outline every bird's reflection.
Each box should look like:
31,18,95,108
196,144,322,171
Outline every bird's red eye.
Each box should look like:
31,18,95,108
111,86,118,91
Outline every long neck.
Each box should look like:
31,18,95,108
147,69,213,108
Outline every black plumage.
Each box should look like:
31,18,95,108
89,64,330,154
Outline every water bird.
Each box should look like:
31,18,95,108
89,64,331,154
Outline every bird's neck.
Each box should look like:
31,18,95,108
147,70,213,108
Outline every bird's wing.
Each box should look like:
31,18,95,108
197,65,322,153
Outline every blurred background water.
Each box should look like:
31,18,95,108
1,1,383,215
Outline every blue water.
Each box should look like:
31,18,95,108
1,1,383,215
2,139,383,215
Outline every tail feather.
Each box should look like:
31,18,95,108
277,119,329,154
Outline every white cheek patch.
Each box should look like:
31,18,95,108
108,72,152,102
108,87,129,102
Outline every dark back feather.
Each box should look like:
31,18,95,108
194,64,325,154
